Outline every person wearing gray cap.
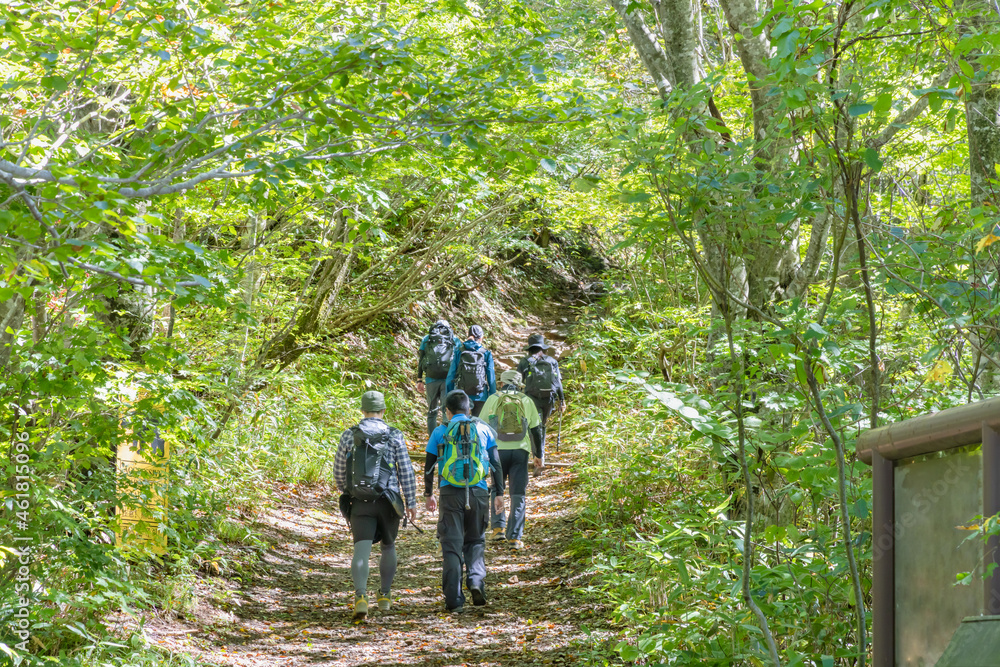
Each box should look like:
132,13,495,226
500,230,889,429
517,333,565,477
416,320,463,436
445,325,497,418
481,370,542,549
334,390,418,620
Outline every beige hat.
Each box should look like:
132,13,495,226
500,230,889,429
500,370,523,387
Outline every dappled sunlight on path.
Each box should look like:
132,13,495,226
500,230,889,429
144,456,612,666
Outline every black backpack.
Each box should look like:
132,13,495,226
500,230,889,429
525,356,558,399
458,346,488,396
345,420,394,502
424,324,455,380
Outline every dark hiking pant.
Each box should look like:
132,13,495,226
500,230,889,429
528,395,557,461
425,379,448,436
490,449,529,540
437,485,489,610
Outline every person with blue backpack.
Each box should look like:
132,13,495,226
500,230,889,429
424,390,505,613
517,333,565,477
445,325,497,418
481,370,541,549
334,391,418,620
416,319,463,435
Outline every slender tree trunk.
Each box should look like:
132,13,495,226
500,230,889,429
966,69,1000,209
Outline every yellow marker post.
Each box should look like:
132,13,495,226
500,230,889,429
115,423,169,555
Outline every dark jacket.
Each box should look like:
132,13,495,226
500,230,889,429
446,340,497,401
517,353,564,402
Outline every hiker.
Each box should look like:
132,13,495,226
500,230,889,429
445,325,497,418
481,370,541,549
517,333,565,477
416,319,463,435
424,390,505,613
334,390,418,620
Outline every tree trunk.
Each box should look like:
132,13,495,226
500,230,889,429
966,71,1000,209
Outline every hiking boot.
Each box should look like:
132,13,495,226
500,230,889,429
449,605,465,615
510,539,525,550
490,527,506,541
377,592,391,612
353,596,368,620
469,587,487,606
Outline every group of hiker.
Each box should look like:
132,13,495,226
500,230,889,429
334,320,565,618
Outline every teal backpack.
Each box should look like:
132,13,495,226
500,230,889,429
439,419,489,509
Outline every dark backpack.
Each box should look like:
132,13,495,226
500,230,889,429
488,392,528,442
424,325,455,380
345,420,394,502
525,356,558,399
458,346,488,396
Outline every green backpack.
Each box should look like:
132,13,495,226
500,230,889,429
488,392,528,442
439,419,488,488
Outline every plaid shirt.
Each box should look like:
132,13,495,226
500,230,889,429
334,418,417,509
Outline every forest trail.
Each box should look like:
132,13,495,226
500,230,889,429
140,311,617,666
147,461,604,666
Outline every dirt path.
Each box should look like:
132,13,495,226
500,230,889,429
144,458,610,666
142,313,618,666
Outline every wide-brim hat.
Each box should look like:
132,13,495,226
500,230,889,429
524,333,550,351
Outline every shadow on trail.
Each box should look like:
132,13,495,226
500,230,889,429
152,468,611,666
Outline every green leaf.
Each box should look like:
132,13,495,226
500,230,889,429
920,343,948,364
571,178,594,192
804,322,828,340
959,59,974,78
874,93,893,113
929,92,943,113
41,76,68,91
540,158,557,173
618,643,640,662
619,192,651,204
848,103,873,117
863,147,883,172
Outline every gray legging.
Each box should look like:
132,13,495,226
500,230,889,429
351,541,397,599
425,379,448,435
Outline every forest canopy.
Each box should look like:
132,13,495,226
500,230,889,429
1,0,999,665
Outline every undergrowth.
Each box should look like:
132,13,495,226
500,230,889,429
565,269,974,665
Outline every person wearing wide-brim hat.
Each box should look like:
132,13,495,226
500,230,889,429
333,391,418,620
516,334,565,477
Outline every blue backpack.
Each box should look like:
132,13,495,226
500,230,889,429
439,420,488,487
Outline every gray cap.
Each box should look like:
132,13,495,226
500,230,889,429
468,325,484,339
361,390,386,412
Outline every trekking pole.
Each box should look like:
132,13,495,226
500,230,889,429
407,516,426,534
462,422,471,510
556,398,564,455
